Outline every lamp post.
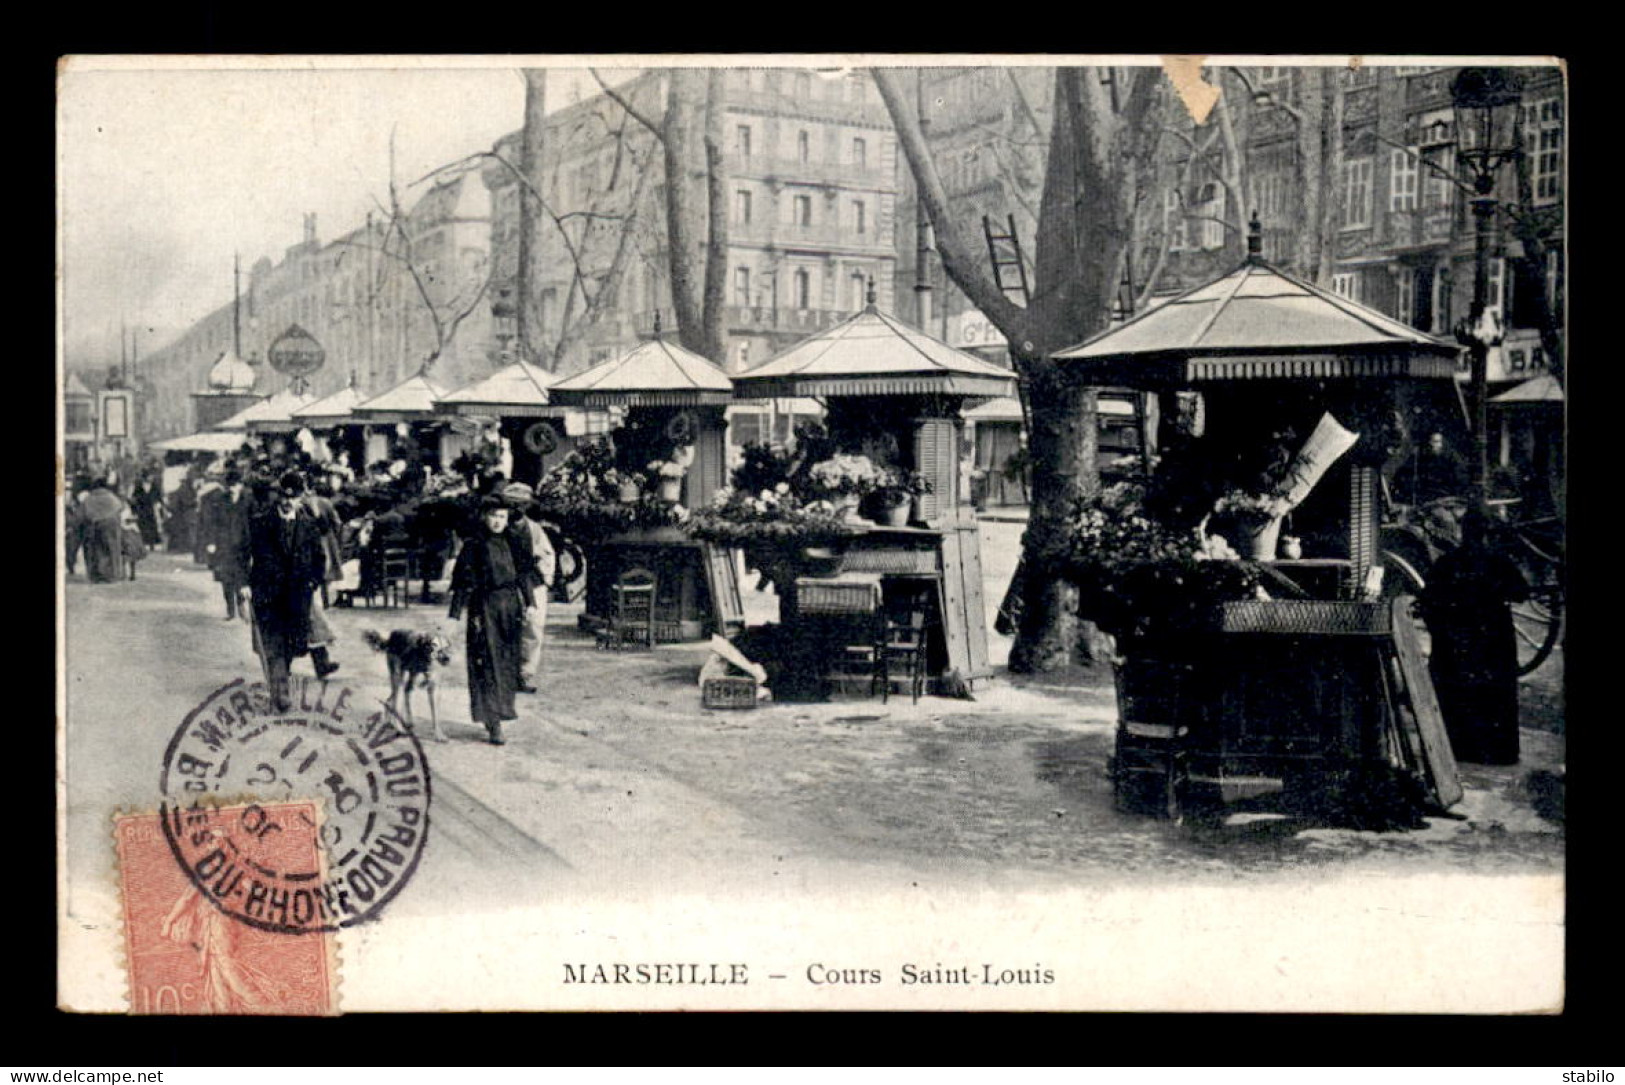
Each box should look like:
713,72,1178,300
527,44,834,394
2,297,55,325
1450,66,1525,504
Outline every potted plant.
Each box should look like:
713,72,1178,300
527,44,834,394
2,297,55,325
614,469,645,504
648,459,687,504
872,469,933,527
1211,490,1294,560
807,453,887,520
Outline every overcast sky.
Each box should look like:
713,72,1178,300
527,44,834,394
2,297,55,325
57,58,649,367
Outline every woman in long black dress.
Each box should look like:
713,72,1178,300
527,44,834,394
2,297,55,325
447,497,533,745
130,473,164,549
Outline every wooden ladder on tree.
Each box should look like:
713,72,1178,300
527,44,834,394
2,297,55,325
982,213,1031,306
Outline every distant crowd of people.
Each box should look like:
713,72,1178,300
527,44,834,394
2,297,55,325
66,447,558,738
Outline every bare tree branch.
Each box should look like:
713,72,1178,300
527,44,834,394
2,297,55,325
592,69,665,142
872,67,1026,336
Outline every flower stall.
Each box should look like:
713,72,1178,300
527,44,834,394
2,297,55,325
289,378,369,473
1049,225,1467,822
434,359,609,485
723,288,1018,697
546,326,744,642
349,369,454,481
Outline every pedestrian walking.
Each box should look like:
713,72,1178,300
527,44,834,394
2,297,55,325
120,506,146,580
446,496,533,745
65,488,88,575
246,471,329,712
299,472,343,678
204,470,252,621
514,497,556,693
130,473,165,549
1418,504,1530,765
193,469,224,566
166,472,199,555
80,479,128,584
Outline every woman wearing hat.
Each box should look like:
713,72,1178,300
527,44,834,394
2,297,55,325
447,496,533,745
80,478,128,584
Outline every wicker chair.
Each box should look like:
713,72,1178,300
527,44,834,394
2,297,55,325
603,567,657,650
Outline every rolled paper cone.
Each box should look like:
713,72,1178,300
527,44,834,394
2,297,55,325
1278,412,1361,511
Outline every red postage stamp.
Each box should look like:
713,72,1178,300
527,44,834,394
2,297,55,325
115,801,338,1015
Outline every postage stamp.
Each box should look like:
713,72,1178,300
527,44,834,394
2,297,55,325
158,675,433,934
114,801,338,1015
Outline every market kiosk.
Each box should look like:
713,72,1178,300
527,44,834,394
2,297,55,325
1052,229,1466,818
548,328,743,642
730,291,1017,695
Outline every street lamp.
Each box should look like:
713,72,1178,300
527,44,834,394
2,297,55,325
1450,66,1525,503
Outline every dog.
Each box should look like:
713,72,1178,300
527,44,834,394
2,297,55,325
364,629,453,743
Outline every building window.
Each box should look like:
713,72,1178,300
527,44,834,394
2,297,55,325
1434,262,1453,330
734,189,752,226
1525,98,1563,206
732,340,752,371
793,194,812,227
1331,271,1361,303
851,272,867,309
1422,145,1455,210
734,266,751,307
736,124,752,161
852,199,866,235
1487,257,1504,319
793,268,811,310
1257,66,1293,104
1193,181,1224,250
1394,266,1415,326
1340,157,1373,229
1390,148,1418,212
1165,188,1188,252
852,137,867,168
797,130,811,164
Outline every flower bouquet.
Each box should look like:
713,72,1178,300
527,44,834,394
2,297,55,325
807,453,888,519
871,468,933,526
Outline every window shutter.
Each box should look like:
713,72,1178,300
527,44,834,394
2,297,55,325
913,419,959,521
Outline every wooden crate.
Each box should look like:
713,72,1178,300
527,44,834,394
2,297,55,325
702,676,759,710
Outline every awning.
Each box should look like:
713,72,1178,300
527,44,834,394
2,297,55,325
1490,373,1565,406
549,336,734,408
217,388,318,432
291,384,367,428
732,303,1017,400
351,372,451,423
1054,257,1461,387
437,361,570,418
149,431,248,454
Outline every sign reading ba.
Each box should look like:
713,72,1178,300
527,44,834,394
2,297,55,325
267,324,327,379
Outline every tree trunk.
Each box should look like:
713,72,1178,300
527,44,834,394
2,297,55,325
663,70,709,352
518,70,549,366
699,70,730,364
1293,72,1324,280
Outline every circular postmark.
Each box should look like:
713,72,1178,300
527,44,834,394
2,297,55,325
159,675,432,934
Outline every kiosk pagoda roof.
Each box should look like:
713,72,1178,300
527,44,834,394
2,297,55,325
548,334,733,408
218,387,318,432
1490,373,1564,406
149,430,250,454
1054,255,1461,388
290,383,367,429
731,300,1018,399
351,372,450,423
437,361,567,418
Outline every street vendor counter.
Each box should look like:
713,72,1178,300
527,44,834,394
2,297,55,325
1113,597,1461,819
579,527,744,642
776,520,992,695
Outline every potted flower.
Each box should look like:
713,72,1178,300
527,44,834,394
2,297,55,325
648,459,687,504
1211,490,1293,560
807,453,887,520
871,469,933,527
614,470,645,504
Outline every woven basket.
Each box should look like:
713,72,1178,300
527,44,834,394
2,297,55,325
702,676,759,710
1215,600,1391,636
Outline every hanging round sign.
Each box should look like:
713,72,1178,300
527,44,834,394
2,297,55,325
664,409,698,446
523,420,559,455
267,324,327,380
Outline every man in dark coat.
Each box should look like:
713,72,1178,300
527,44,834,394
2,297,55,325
1419,505,1530,765
204,470,252,620
130,474,164,549
447,497,533,745
248,471,329,712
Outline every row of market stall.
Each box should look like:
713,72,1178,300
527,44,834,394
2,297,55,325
151,228,1510,821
